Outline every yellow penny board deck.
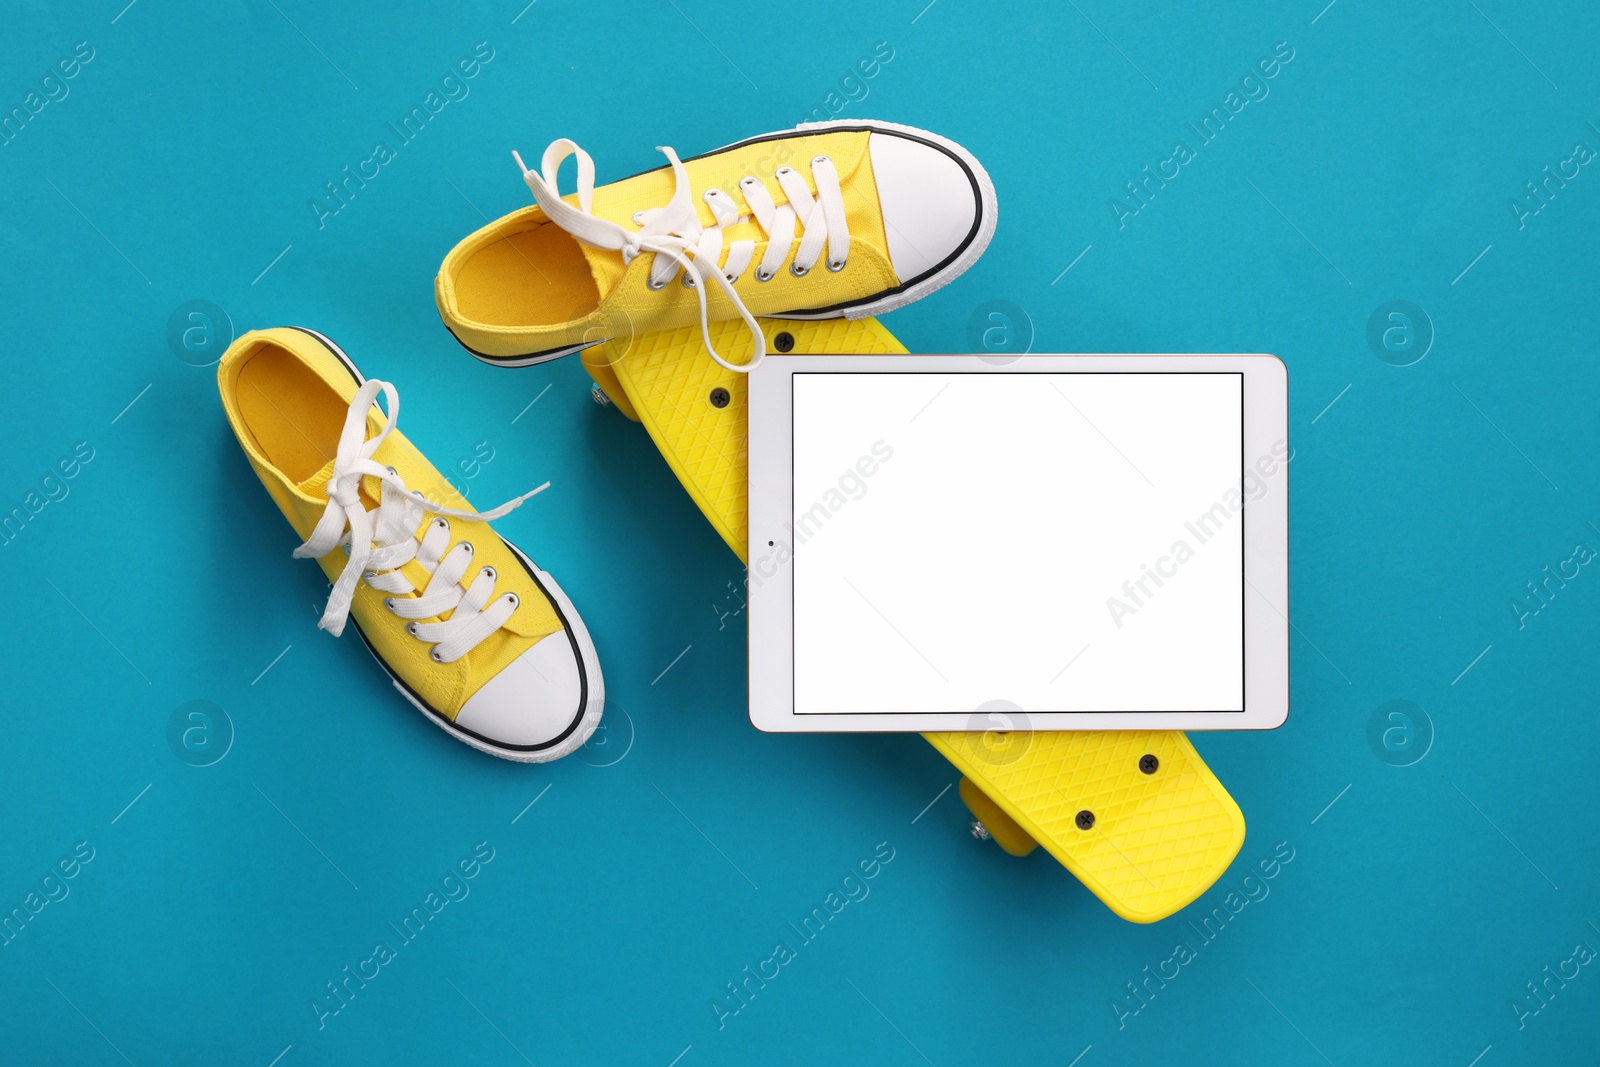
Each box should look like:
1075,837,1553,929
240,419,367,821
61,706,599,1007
584,320,1245,923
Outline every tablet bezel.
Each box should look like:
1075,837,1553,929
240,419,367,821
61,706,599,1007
747,353,1289,732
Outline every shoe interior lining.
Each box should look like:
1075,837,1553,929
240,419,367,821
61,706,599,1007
453,221,601,328
234,344,349,485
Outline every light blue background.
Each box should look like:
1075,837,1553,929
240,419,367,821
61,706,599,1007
2,1,1597,1064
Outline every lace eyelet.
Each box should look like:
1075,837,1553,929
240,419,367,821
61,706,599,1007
681,274,696,288
505,593,519,607
740,177,758,187
725,273,738,283
383,597,396,611
429,648,444,663
632,211,645,224
647,276,668,291
755,269,773,283
460,542,473,556
812,155,829,166
776,167,793,176
434,519,447,530
790,262,810,277
482,566,496,580
828,258,847,272
406,622,418,636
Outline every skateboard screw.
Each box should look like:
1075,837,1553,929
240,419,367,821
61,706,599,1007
590,385,611,407
970,818,991,841
774,331,795,353
1075,809,1095,831
1139,754,1159,775
709,387,731,408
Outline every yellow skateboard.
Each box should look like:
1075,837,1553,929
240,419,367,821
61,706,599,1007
584,318,1245,923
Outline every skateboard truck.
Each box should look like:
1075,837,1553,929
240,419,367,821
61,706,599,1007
581,317,1246,923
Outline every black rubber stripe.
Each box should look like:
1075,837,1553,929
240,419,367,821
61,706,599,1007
288,326,366,383
287,326,591,754
441,317,594,366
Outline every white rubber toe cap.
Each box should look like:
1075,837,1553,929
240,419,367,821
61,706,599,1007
455,631,583,749
868,131,983,285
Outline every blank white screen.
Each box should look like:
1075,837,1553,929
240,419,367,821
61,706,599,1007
790,372,1244,714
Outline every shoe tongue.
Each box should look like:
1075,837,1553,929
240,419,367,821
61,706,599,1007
572,180,703,299
578,240,627,297
295,458,382,512
296,458,338,496
295,413,391,501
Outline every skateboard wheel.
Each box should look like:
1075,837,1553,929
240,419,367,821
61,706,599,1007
958,778,1038,857
579,346,640,420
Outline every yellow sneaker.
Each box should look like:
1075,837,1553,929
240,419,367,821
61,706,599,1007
218,326,603,762
435,119,997,370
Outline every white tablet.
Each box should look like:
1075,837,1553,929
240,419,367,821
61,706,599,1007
746,354,1289,733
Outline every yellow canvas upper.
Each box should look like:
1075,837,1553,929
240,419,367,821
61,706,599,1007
218,327,563,717
436,129,895,359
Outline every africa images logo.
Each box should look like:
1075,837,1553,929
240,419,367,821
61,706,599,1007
708,842,896,1030
1107,40,1296,230
747,440,894,589
1103,440,1290,628
308,42,496,230
310,841,495,1029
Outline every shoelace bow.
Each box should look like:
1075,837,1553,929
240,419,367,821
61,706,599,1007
295,379,547,662
513,138,852,372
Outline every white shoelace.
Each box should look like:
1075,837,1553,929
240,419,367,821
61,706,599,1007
513,139,852,372
295,379,547,663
